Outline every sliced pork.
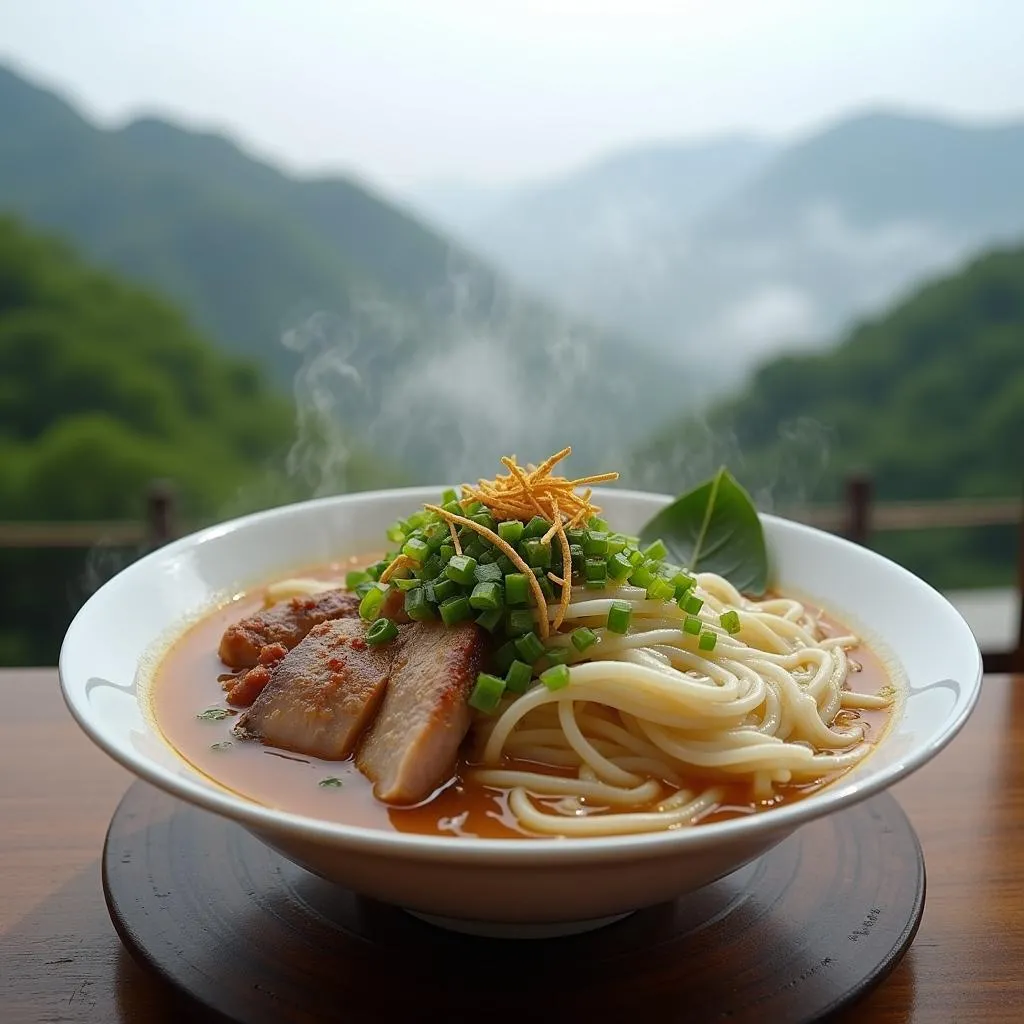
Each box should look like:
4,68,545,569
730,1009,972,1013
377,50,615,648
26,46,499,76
218,589,360,669
223,642,289,707
357,621,486,805
235,618,392,759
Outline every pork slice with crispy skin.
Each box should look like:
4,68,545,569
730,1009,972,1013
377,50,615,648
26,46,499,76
234,618,393,759
356,621,486,805
218,589,360,669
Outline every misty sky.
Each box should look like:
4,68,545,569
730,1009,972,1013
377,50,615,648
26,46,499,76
3,1,1024,193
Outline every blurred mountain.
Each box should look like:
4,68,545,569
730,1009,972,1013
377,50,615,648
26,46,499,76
633,243,1024,589
408,178,514,238
0,216,272,662
0,64,690,483
415,110,1024,382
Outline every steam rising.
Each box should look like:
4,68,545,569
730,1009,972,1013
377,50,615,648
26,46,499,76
279,262,644,495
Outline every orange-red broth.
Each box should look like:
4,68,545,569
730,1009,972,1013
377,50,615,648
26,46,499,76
149,558,895,839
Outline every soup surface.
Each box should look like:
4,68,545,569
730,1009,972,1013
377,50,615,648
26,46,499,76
149,558,898,839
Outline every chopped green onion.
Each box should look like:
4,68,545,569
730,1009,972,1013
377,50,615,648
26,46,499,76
537,575,555,600
629,563,656,588
588,516,609,532
544,646,571,666
584,558,607,583
583,531,609,556
698,630,718,651
358,583,387,621
442,500,463,516
474,561,504,585
406,511,428,529
514,631,545,664
366,617,399,646
646,577,675,602
498,519,525,544
506,608,535,636
540,664,571,690
720,610,742,634
439,595,473,626
606,600,632,634
402,537,430,562
478,548,499,564
607,552,633,581
421,553,444,580
494,640,519,673
522,539,552,569
626,547,645,567
470,581,504,611
584,579,607,590
495,554,515,575
606,536,627,556
565,527,587,547
469,672,506,713
523,515,550,538
404,587,435,621
643,538,668,561
471,512,497,533
441,488,458,505
463,538,488,560
569,544,585,572
445,554,478,586
674,582,693,602
386,522,407,544
475,607,504,633
683,615,702,635
394,576,421,592
682,594,704,615
505,659,534,694
505,573,529,606
431,577,458,602
462,500,483,517
439,543,455,563
423,521,448,550
354,580,376,599
571,626,598,652
345,569,370,589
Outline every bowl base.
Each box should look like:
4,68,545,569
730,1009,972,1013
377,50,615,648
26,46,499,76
102,781,926,1024
403,910,634,938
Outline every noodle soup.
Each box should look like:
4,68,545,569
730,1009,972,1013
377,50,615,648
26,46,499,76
151,568,897,840
149,449,899,840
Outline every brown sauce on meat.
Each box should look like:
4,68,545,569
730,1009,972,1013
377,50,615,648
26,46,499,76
149,557,898,839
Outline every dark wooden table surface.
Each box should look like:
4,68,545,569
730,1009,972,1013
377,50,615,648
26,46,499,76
2,669,1022,1023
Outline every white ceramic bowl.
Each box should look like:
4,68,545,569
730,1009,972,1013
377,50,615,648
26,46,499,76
61,487,982,936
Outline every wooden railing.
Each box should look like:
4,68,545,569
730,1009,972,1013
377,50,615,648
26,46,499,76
1,477,1021,673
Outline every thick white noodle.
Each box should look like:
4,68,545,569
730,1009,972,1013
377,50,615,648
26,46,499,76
466,571,893,837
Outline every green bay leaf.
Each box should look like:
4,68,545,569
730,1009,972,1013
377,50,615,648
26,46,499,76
638,468,769,595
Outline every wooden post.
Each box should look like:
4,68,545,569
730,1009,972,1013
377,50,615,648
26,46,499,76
1014,477,1024,674
844,474,873,546
145,480,177,548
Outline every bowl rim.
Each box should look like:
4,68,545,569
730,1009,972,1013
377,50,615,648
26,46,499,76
59,485,984,864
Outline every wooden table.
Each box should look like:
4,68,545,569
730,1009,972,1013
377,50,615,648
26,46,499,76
2,670,1022,1023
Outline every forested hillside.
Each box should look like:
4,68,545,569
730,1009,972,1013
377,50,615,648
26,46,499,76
635,246,1024,587
0,64,684,481
434,110,1024,379
0,217,392,664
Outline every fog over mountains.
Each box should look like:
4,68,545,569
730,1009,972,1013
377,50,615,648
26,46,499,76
410,110,1024,381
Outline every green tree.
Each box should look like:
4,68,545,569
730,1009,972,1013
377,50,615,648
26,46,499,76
634,246,1024,588
0,217,394,664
